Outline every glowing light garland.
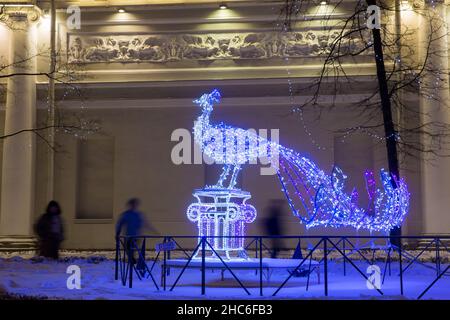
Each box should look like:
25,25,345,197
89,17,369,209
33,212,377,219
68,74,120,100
187,89,410,241
187,90,259,258
187,189,256,259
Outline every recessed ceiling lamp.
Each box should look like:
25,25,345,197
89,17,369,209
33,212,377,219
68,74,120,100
219,3,228,10
118,8,126,13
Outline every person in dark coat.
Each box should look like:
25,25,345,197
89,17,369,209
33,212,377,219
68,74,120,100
264,199,285,259
35,201,64,259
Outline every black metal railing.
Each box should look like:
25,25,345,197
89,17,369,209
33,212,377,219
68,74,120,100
115,235,450,299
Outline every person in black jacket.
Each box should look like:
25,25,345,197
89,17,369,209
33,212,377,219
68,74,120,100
35,201,64,259
264,199,285,259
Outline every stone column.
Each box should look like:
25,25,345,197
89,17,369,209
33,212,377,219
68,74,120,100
0,9,39,249
419,1,450,235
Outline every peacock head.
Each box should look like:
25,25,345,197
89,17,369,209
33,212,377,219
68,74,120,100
194,89,221,114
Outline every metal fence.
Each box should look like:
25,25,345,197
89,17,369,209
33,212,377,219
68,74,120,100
115,235,450,299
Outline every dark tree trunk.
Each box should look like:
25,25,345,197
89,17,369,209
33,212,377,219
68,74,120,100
366,0,401,246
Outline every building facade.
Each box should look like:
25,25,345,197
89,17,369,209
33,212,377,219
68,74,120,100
0,0,449,249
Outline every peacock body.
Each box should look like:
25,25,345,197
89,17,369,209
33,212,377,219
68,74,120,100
192,89,409,232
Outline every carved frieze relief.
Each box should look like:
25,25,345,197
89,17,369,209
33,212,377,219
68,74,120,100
68,31,370,63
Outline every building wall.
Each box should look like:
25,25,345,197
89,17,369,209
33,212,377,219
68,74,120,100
43,99,404,249
0,1,439,249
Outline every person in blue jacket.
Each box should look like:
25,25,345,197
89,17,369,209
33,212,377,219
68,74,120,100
116,198,147,239
116,198,155,272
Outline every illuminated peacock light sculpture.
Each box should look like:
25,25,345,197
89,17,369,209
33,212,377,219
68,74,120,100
186,89,409,257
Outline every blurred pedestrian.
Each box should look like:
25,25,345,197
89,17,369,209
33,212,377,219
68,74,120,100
35,201,64,259
264,199,284,259
116,198,153,239
116,198,155,273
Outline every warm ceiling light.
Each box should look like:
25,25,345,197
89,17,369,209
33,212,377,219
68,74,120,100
219,3,228,10
118,8,126,13
320,1,327,4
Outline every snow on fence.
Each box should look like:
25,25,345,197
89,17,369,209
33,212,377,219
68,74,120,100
115,235,450,299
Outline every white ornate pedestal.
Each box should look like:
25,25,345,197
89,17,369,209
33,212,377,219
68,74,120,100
186,188,257,260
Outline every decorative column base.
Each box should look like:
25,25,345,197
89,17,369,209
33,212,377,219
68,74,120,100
416,234,450,250
0,236,37,251
186,188,257,260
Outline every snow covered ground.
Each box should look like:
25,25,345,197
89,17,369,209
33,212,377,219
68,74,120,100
0,250,448,300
